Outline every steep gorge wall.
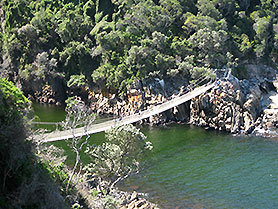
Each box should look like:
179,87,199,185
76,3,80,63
190,64,278,137
24,63,278,137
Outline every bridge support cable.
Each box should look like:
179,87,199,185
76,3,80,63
36,81,215,143
34,68,222,142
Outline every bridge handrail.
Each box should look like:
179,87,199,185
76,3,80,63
36,72,218,142
32,121,59,125
113,79,215,126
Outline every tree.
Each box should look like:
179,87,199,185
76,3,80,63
60,96,95,194
84,124,152,188
271,22,278,62
188,27,228,67
251,12,271,58
214,0,237,17
0,77,30,128
159,0,183,28
67,74,87,88
197,0,222,20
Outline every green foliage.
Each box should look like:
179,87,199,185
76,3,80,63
42,160,71,192
64,96,95,123
239,33,253,54
18,52,58,81
0,78,31,191
84,124,152,186
67,74,86,88
40,153,64,178
3,0,278,94
190,66,212,81
197,0,222,20
0,78,69,208
0,78,30,126
105,124,151,158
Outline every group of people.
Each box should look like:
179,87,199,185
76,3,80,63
114,116,122,125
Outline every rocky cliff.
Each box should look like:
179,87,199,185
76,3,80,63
88,76,191,125
190,64,278,137
21,75,67,105
24,63,278,137
87,64,278,137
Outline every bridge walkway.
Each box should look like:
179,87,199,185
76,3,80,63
38,81,215,143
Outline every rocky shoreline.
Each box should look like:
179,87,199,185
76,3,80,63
190,64,278,138
87,64,278,138
27,64,278,138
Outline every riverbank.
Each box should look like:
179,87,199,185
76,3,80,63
38,142,159,209
34,104,160,209
84,64,278,138
28,64,278,138
30,64,278,207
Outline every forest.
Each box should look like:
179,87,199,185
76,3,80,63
1,0,278,95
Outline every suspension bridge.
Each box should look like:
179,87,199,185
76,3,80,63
34,78,217,143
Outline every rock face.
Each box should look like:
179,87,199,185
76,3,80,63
88,64,278,137
21,75,66,105
45,64,278,137
33,84,57,105
190,77,258,133
252,78,278,137
190,64,278,136
88,76,191,126
119,191,159,209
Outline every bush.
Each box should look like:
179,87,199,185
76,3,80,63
84,124,152,187
0,78,68,208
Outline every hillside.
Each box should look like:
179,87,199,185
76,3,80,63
1,0,278,98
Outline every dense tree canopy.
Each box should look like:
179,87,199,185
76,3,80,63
1,0,278,94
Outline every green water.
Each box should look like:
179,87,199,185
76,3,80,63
33,104,278,208
120,126,278,208
32,103,66,122
32,103,105,165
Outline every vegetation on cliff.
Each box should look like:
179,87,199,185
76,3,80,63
2,1,278,208
1,0,278,95
0,79,153,208
0,78,69,208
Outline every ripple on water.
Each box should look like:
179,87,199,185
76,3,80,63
119,125,278,209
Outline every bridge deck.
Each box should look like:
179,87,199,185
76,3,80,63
38,82,215,142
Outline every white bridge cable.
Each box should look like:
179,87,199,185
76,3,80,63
38,86,215,142
32,121,59,125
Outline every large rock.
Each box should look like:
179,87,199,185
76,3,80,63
253,77,278,137
190,65,278,136
190,73,264,134
190,75,243,133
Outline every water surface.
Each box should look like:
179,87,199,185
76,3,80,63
120,125,278,209
33,104,278,208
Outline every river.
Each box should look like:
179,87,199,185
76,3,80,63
33,103,278,208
